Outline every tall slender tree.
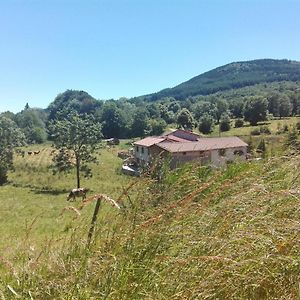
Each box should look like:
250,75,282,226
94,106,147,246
49,112,102,188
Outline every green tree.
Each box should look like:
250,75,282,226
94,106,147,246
149,118,167,136
234,118,244,128
198,113,215,134
278,94,292,118
177,108,194,130
47,90,101,120
289,93,300,115
49,112,102,188
168,101,181,113
14,109,47,144
194,101,217,120
213,98,229,124
244,96,268,126
159,104,176,124
219,113,231,132
229,99,244,118
267,92,280,117
0,117,25,184
100,103,127,138
146,103,161,119
131,109,149,137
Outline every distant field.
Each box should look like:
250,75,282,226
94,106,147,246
0,142,133,256
210,116,300,137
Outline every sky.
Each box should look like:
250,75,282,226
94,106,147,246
1,0,300,113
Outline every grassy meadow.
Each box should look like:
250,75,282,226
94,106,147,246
0,143,133,256
1,120,300,298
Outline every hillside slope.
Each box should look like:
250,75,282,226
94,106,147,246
2,152,300,299
145,59,300,100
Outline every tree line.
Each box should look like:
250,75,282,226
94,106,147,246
1,83,300,186
1,84,300,143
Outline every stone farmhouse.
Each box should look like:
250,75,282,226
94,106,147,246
134,129,248,168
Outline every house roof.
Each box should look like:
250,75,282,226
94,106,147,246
164,135,193,143
134,136,166,147
133,131,195,146
164,129,201,140
156,137,248,153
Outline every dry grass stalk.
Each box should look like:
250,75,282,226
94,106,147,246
60,206,81,218
80,194,121,210
7,285,18,297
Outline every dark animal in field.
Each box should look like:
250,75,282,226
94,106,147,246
28,151,33,155
67,188,89,201
34,151,40,155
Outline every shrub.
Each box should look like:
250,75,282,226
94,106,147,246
285,126,300,150
219,114,231,132
259,125,271,134
198,113,215,134
257,139,266,152
250,128,261,136
234,119,244,128
283,124,289,132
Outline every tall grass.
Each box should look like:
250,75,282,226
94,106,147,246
1,143,300,299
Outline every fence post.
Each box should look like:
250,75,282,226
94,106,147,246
87,197,101,248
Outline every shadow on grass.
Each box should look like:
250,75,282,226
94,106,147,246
242,121,272,128
32,188,68,195
10,182,69,195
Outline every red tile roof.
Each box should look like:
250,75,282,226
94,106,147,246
134,136,166,147
165,129,201,138
133,132,194,146
164,135,193,143
156,137,248,153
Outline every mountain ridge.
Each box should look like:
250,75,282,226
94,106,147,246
142,58,300,101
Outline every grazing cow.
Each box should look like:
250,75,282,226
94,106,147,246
34,151,40,155
28,151,33,155
67,188,89,201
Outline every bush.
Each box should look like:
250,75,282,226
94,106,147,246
250,126,271,136
257,138,267,158
259,126,271,135
285,126,300,150
250,128,261,136
234,119,244,128
219,114,231,132
198,113,215,134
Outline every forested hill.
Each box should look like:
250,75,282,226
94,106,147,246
144,59,300,101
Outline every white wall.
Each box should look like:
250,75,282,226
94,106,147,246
134,145,150,164
210,147,247,167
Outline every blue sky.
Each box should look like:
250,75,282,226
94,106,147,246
1,0,300,113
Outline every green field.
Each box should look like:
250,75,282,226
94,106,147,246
1,121,296,252
211,116,300,137
1,122,300,299
0,143,133,257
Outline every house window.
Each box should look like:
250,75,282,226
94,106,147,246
218,149,226,157
183,152,187,155
136,146,139,152
141,147,144,154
